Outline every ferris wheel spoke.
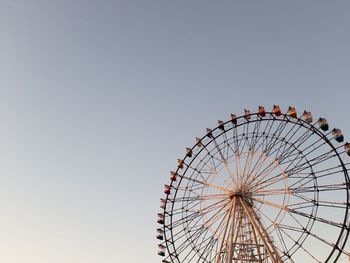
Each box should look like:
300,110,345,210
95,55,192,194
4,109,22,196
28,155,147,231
284,193,315,211
172,198,204,216
293,183,349,193
275,223,323,263
266,117,305,157
246,162,285,192
232,126,241,156
255,163,284,187
211,136,239,187
280,148,326,175
283,151,335,177
173,193,228,204
193,157,222,179
274,124,317,163
176,214,229,257
281,142,344,176
273,131,332,174
191,145,224,172
254,188,292,196
252,189,316,213
246,117,263,152
242,119,256,152
303,227,347,257
251,175,289,193
222,131,235,161
274,117,326,160
315,200,349,209
183,178,227,196
245,146,290,188
251,197,289,212
253,208,294,259
182,185,207,198
171,212,204,229
171,205,228,250
185,202,231,233
198,199,231,215
253,167,314,193
180,174,231,193
235,130,247,157
303,163,350,177
248,134,297,182
276,223,305,234
258,117,282,153
179,200,229,226
255,166,346,196
242,151,258,186
180,198,229,220
243,152,272,188
270,130,303,164
184,228,217,262
273,225,290,260
286,202,315,210
246,127,269,154
292,124,333,152
197,236,220,262
261,118,293,156
290,209,345,229
232,137,257,187
254,116,295,159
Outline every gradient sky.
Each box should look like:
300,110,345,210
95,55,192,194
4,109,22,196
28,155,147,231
0,1,350,262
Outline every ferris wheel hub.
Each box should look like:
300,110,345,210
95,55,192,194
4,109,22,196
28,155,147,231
229,190,252,200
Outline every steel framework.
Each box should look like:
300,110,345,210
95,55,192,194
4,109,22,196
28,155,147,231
156,106,350,263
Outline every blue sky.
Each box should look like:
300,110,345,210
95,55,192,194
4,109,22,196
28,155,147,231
0,1,349,262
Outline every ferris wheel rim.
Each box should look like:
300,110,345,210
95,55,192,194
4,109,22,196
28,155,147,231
158,109,350,263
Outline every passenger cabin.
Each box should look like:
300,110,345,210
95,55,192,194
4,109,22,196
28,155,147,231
185,147,192,158
170,171,177,181
177,159,184,169
160,199,166,209
164,184,171,195
318,118,329,131
272,105,281,116
157,213,164,224
230,114,237,125
287,106,297,118
303,111,313,123
156,228,164,240
258,106,266,117
344,143,350,156
218,120,225,130
158,244,166,256
244,109,251,120
206,128,213,138
332,129,344,143
195,137,203,147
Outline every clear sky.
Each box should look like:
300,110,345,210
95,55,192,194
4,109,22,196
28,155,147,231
0,0,350,262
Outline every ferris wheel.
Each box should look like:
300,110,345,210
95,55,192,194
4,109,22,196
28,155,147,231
156,105,350,263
